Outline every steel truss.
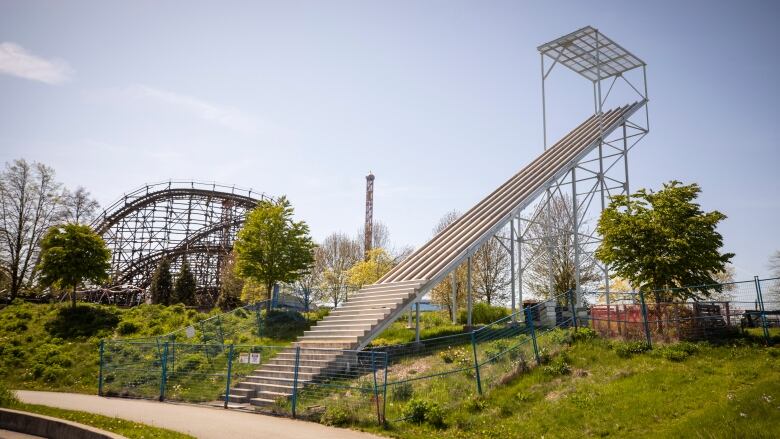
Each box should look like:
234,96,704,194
92,181,266,305
513,26,649,310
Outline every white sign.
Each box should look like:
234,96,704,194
185,326,195,338
239,353,249,364
249,352,261,365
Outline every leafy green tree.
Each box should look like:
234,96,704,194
149,257,173,305
596,181,734,302
37,223,111,308
174,260,196,306
216,250,244,311
234,196,315,309
347,247,394,288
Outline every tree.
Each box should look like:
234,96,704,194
0,159,63,299
770,251,780,279
347,248,395,288
149,257,173,305
318,232,362,307
596,181,734,302
522,193,601,302
472,235,511,305
234,196,315,309
174,260,196,306
429,211,468,320
216,250,244,311
291,247,322,311
62,186,100,225
37,223,110,307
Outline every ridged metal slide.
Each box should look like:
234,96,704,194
227,100,646,407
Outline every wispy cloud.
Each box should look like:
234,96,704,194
0,42,73,84
119,85,255,133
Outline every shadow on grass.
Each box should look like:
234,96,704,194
45,305,119,339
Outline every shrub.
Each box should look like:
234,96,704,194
459,303,509,325
614,341,651,358
403,398,427,424
391,382,414,401
465,395,488,412
571,327,598,343
116,321,140,335
321,405,350,426
0,382,18,407
264,310,309,339
45,305,119,339
403,398,444,426
658,342,700,362
543,354,571,376
439,346,469,365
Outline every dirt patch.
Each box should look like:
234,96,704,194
387,357,434,381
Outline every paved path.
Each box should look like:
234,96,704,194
15,391,381,439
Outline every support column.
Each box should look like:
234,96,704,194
572,168,581,307
415,301,420,343
467,256,473,327
518,218,525,322
510,220,517,322
450,271,457,324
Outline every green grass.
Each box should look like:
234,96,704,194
365,336,780,438
370,311,465,346
0,301,306,395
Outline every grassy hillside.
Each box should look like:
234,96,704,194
0,301,305,394
367,337,780,439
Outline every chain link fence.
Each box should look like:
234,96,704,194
99,277,779,427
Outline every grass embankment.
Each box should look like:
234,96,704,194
0,301,313,394
368,336,780,439
0,384,193,438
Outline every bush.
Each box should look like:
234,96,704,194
658,342,700,362
45,305,119,339
614,341,651,358
571,327,598,343
439,346,470,366
403,398,445,426
543,353,571,376
391,382,414,401
0,382,18,407
320,405,350,426
459,303,509,325
263,310,309,339
116,321,140,335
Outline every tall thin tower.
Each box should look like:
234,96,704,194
364,172,375,260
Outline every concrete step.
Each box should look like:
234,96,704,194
329,309,390,317
343,295,407,305
308,323,373,331
303,329,367,337
240,381,297,393
360,280,424,291
293,340,357,349
261,363,324,374
250,397,277,407
316,313,383,326
245,372,313,383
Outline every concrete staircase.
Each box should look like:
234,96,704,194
225,279,425,407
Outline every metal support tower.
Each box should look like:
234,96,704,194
364,172,375,261
516,26,649,308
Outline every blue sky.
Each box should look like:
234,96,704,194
1,1,778,278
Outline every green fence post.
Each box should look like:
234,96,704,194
371,351,381,425
98,339,105,396
568,289,578,330
159,342,169,401
291,346,301,418
224,344,234,409
382,353,389,425
755,276,771,345
638,290,653,348
525,307,541,365
470,331,483,395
